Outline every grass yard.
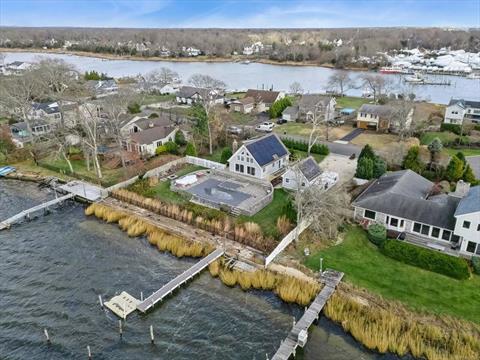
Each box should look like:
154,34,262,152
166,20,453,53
303,227,480,324
140,94,176,105
229,111,256,125
289,149,326,163
238,188,292,238
420,131,459,145
351,132,402,150
444,147,480,157
274,122,313,136
202,148,225,163
336,96,371,110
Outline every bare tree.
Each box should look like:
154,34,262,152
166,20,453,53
77,102,103,179
306,104,324,156
297,185,350,241
139,67,179,92
327,71,355,95
188,74,226,155
289,81,303,95
391,96,415,141
361,74,390,103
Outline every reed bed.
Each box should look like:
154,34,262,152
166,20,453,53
111,188,277,252
324,288,480,360
85,203,213,258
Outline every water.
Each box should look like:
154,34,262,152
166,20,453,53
3,52,480,105
0,179,402,359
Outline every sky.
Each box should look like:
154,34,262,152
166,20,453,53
0,0,479,29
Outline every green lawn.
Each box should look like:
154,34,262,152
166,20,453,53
336,96,371,109
274,122,313,137
420,131,459,145
229,111,255,124
202,148,225,163
140,94,176,105
444,148,480,157
239,188,292,238
289,149,325,163
303,227,480,324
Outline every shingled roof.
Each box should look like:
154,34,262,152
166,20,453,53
358,104,394,118
455,186,480,216
297,157,322,182
448,98,480,109
244,133,289,167
130,126,176,145
245,89,281,104
353,170,460,230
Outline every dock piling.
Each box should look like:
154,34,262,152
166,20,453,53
98,295,103,309
150,325,154,344
140,291,143,301
44,328,50,344
87,345,92,359
119,320,123,339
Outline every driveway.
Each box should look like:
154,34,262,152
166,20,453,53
278,133,361,157
466,156,480,179
339,128,364,142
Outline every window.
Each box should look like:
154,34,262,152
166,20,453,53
431,227,440,238
477,224,480,231
421,224,430,236
442,230,451,241
400,220,404,227
364,210,376,220
247,166,255,176
390,217,399,227
413,222,421,233
451,235,460,243
463,221,471,229
285,178,290,183
466,241,477,253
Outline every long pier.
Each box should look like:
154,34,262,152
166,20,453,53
0,193,75,230
136,248,224,313
271,270,344,360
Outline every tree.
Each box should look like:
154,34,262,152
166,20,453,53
373,157,387,178
456,151,466,166
391,95,414,141
327,71,354,95
427,137,443,169
289,81,303,95
174,130,187,146
355,157,374,179
402,146,425,173
361,74,390,103
184,142,197,156
358,144,375,161
269,97,292,118
446,155,464,182
220,147,232,164
463,164,477,184
139,67,179,92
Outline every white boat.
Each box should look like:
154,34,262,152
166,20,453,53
467,72,480,79
405,73,425,83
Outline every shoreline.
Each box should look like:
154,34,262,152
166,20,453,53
0,47,369,71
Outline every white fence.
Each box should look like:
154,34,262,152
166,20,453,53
186,156,226,170
265,218,312,267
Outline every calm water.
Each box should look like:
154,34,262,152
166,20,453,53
3,51,480,105
0,180,403,359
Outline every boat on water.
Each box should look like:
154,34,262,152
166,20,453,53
242,60,251,65
467,72,480,79
379,66,403,74
405,72,425,83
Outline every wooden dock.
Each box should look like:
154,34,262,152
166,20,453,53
136,248,224,313
271,270,344,360
0,193,75,230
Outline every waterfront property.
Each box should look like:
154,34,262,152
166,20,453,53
125,122,178,157
353,170,478,257
282,156,322,190
444,98,480,125
283,94,336,123
175,86,223,105
230,96,255,114
356,103,413,132
228,133,289,180
171,169,273,216
244,89,285,112
85,79,119,97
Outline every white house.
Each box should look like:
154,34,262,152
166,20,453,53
244,89,284,112
230,97,255,114
444,99,480,125
176,86,223,105
159,83,180,95
282,157,322,190
454,185,480,256
228,133,289,179
86,79,118,98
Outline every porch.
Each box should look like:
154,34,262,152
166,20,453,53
405,232,462,257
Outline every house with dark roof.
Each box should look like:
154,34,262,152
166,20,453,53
297,95,336,123
231,97,255,114
175,86,223,105
282,156,322,190
244,89,284,112
357,103,412,132
444,98,480,125
86,79,118,97
454,184,480,256
126,124,177,156
228,133,289,179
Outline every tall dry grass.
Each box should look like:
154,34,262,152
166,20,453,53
111,189,277,252
324,288,480,360
276,215,293,236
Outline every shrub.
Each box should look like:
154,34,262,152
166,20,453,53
472,257,480,275
372,157,387,178
440,123,462,135
184,142,197,156
356,157,373,179
446,155,464,182
402,146,425,173
220,147,232,164
359,144,375,161
381,240,470,280
148,112,159,118
269,97,293,118
367,223,386,246
127,103,141,114
281,138,329,155
174,130,187,146
282,200,297,224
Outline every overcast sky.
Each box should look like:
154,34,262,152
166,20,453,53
1,0,479,28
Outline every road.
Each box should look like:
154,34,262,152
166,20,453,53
277,133,361,157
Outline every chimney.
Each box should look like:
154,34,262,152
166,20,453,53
451,180,470,198
232,139,238,153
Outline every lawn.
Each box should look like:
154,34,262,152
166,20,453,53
335,96,371,109
289,149,325,163
274,122,313,136
303,227,480,324
238,188,292,238
140,94,176,105
420,131,459,145
444,147,480,157
202,148,225,163
229,111,256,125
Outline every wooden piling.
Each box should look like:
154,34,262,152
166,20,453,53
44,328,50,344
98,295,103,309
87,345,92,359
119,320,123,339
150,325,154,344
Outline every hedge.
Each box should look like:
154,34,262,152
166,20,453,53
440,123,462,135
381,240,471,280
472,257,480,275
368,223,387,246
281,138,329,155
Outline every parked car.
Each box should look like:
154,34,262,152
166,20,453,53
227,125,242,135
255,122,275,132
276,118,287,124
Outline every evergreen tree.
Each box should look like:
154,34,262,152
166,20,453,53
402,146,424,173
358,144,375,161
373,157,387,178
184,142,197,156
446,155,464,182
355,157,374,179
220,147,233,164
456,151,466,166
463,164,477,184
427,138,443,168
174,130,187,146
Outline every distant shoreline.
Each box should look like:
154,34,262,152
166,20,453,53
0,47,368,72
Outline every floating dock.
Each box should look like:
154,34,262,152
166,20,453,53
271,270,344,360
136,248,224,313
0,193,75,230
104,291,141,319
